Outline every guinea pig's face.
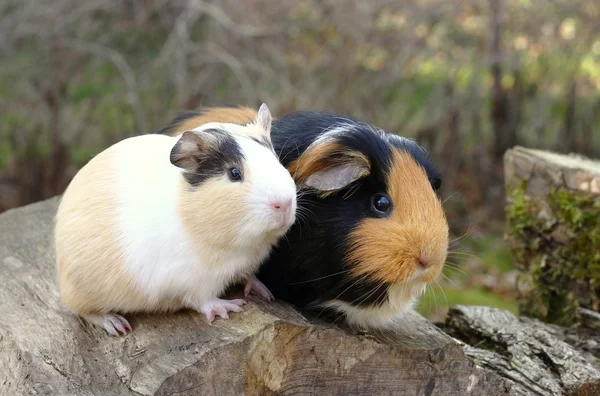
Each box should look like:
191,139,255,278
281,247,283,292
346,148,448,286
233,135,297,240
171,104,297,248
290,127,448,301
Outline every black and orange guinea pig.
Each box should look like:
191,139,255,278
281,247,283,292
257,111,449,329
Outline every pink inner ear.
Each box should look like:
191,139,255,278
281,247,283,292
177,136,201,156
256,103,272,133
171,132,207,171
304,164,369,191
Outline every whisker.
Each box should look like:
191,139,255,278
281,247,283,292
278,134,295,159
426,284,434,316
449,222,478,246
441,188,461,205
342,183,360,200
288,269,353,285
443,266,468,277
296,205,319,223
331,271,376,303
439,273,460,288
374,284,391,306
434,279,448,309
444,262,466,269
447,251,481,261
351,280,386,307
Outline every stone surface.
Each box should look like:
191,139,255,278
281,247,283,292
0,198,510,395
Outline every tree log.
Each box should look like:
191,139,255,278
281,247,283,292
444,305,600,396
0,198,511,395
504,146,600,326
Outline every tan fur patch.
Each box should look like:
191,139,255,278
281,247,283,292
346,150,448,285
168,107,258,137
178,165,252,253
55,148,152,315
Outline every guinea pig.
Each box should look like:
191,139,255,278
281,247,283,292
256,111,449,329
55,104,296,336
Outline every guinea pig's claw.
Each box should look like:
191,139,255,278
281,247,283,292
200,298,246,323
84,313,132,336
244,277,274,301
105,314,132,336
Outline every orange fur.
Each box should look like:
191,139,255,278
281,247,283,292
288,142,343,181
346,150,448,285
288,141,370,196
178,170,273,279
167,106,258,137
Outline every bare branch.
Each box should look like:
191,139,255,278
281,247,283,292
59,37,148,133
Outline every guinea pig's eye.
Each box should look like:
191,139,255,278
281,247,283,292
227,167,243,182
431,177,442,190
371,193,392,216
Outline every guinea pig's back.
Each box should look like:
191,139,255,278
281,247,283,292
55,135,178,314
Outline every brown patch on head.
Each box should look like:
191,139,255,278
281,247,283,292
288,139,370,196
346,150,449,286
166,106,259,137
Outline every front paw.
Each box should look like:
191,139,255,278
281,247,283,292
199,298,246,323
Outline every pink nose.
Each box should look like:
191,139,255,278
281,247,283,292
271,198,292,212
418,257,430,269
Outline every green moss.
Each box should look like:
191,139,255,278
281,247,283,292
417,286,519,317
506,183,600,326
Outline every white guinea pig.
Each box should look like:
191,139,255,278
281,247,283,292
55,104,296,336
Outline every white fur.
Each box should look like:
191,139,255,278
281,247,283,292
312,123,360,145
230,135,297,238
318,281,427,329
112,131,296,310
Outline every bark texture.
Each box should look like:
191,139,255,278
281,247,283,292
504,146,600,325
0,198,510,396
444,305,600,396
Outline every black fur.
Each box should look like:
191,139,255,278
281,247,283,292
172,129,245,187
258,111,442,313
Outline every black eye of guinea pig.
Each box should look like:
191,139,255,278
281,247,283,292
431,177,442,190
227,167,242,182
370,193,392,216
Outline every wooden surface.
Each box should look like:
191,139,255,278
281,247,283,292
504,146,600,195
0,198,510,396
444,305,600,396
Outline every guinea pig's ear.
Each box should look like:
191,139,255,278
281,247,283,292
255,103,272,138
290,140,370,192
170,131,210,172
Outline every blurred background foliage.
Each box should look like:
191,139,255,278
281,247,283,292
1,0,599,320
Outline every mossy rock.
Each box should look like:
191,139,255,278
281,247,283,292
504,147,600,326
